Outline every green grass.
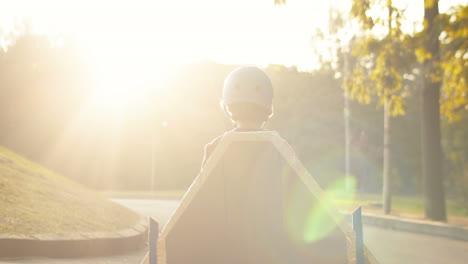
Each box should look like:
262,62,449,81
332,193,468,218
0,146,140,235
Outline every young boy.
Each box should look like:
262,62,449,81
201,66,274,168
197,66,348,264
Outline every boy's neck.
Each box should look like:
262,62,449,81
235,121,265,131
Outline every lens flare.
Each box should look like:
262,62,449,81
303,176,356,243
285,175,357,244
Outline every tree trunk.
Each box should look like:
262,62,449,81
383,101,392,214
382,0,393,215
421,0,447,221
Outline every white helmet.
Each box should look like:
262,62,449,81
222,66,273,108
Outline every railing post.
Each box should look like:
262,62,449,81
149,217,159,264
352,207,364,264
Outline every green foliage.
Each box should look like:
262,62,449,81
346,66,371,104
439,5,468,123
425,0,437,9
351,0,374,30
347,0,416,117
405,3,467,123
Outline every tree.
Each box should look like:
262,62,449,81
347,0,416,214
418,0,447,221
274,1,466,219
347,0,467,220
276,1,417,214
438,4,468,210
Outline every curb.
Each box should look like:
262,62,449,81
342,212,468,242
0,217,148,258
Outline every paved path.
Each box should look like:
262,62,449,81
115,198,468,264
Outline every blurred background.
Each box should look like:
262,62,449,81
0,0,466,211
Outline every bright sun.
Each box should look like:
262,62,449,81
69,0,325,115
84,48,166,116
0,0,362,119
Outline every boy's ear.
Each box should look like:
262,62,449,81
219,99,225,110
220,103,231,117
268,106,274,119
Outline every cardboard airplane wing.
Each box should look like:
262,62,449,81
145,131,378,264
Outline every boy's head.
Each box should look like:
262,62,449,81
221,66,274,129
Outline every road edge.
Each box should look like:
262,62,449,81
0,217,148,258
343,212,468,241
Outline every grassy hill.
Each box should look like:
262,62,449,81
0,146,140,235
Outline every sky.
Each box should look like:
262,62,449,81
0,0,465,74
0,0,465,137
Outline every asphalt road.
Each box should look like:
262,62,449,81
114,198,468,264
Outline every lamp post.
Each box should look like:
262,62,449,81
151,132,156,192
343,49,351,191
338,26,353,191
329,0,353,192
